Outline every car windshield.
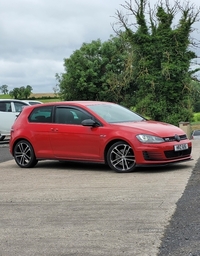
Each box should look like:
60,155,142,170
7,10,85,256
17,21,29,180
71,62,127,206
27,101,42,105
87,103,144,123
194,130,200,136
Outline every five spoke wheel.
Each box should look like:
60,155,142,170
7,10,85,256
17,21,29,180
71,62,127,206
13,140,38,168
107,141,136,173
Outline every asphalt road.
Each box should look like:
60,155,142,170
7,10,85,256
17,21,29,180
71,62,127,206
0,143,12,162
158,155,200,255
0,141,200,255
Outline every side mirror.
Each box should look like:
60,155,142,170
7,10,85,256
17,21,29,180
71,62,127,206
81,119,100,127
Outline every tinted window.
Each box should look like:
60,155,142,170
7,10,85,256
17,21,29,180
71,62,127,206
13,102,28,112
194,130,200,136
29,106,53,123
55,107,91,125
0,101,12,112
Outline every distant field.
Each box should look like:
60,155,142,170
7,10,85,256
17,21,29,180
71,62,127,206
191,123,200,131
0,93,61,102
30,93,55,98
0,93,56,99
0,94,10,99
30,93,61,102
41,98,61,103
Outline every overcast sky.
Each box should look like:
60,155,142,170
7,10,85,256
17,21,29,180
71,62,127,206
1,0,200,93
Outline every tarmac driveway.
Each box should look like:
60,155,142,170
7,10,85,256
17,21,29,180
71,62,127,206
0,140,199,256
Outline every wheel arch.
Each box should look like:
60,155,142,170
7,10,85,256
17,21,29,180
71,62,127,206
11,138,35,156
104,139,132,164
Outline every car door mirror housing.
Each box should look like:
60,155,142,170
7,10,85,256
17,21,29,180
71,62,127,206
81,119,99,127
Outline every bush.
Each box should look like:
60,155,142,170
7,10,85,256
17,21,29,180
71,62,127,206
193,113,200,122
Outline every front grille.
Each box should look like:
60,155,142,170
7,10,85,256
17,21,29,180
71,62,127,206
143,146,191,161
163,134,187,142
164,147,191,159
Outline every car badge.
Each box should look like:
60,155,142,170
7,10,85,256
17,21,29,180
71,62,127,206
174,134,181,142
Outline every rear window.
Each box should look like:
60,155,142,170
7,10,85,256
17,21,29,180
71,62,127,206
28,106,53,123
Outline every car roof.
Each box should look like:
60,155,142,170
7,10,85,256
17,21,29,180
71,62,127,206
31,101,114,106
0,99,29,103
21,100,43,104
19,101,115,112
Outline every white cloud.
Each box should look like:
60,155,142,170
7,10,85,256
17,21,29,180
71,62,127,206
0,0,200,93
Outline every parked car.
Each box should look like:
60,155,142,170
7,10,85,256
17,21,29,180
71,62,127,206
0,99,43,141
9,101,192,172
0,99,42,141
21,100,43,105
191,130,200,140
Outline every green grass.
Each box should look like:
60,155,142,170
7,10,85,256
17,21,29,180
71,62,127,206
0,94,61,103
0,94,11,99
193,112,200,122
41,98,61,103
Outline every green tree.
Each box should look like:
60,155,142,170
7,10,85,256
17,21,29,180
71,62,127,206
9,85,33,99
0,84,9,94
191,80,200,112
9,88,20,99
56,36,136,106
52,84,59,97
19,86,26,98
24,85,33,99
115,0,200,125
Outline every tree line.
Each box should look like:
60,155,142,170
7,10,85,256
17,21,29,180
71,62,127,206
0,85,33,99
56,0,200,125
1,0,200,125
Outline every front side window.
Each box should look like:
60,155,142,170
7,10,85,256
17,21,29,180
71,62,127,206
29,106,53,123
55,107,91,125
13,102,28,112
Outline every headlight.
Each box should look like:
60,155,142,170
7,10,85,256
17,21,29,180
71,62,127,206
136,134,164,143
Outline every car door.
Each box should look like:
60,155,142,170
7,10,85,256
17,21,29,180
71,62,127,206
0,101,18,135
50,106,103,160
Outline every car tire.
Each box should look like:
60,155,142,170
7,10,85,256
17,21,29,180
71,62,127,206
107,141,136,173
0,136,6,141
13,140,38,168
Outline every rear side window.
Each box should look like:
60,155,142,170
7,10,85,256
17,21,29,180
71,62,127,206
29,106,53,123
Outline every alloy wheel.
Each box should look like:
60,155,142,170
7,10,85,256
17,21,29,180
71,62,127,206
14,140,38,168
107,141,136,172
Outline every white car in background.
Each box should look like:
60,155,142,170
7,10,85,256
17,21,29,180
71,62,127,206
21,100,43,105
0,99,42,141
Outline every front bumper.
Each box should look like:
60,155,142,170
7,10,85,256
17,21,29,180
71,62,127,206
133,139,192,165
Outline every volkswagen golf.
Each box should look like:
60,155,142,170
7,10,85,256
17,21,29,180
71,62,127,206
9,101,192,173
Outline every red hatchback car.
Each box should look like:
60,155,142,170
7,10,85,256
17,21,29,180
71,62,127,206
9,101,192,173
